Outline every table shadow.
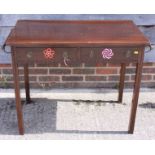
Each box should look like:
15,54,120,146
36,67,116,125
0,98,128,135
139,102,155,109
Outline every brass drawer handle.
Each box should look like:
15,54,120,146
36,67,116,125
133,51,139,55
126,50,139,58
27,52,33,59
63,51,70,66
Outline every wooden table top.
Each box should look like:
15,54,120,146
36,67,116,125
6,20,149,47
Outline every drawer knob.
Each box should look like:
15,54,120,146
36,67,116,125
43,48,55,59
101,48,114,59
133,51,139,55
27,52,33,58
63,51,70,66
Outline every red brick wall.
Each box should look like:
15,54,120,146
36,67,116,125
0,63,155,89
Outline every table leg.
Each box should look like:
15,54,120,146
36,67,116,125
128,59,143,133
12,50,24,135
118,63,126,103
24,64,31,103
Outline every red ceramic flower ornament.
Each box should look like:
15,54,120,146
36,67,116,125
43,48,55,59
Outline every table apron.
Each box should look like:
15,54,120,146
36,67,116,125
14,47,143,65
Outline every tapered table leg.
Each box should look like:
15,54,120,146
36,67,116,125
118,63,126,103
128,51,144,134
24,64,31,103
12,49,24,135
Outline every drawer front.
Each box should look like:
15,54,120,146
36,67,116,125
15,47,141,66
15,47,80,66
80,47,141,66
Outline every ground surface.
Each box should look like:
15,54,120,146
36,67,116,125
0,88,155,140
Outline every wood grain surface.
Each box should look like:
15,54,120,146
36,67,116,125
5,20,149,46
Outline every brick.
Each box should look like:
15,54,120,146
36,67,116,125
0,64,11,67
126,68,136,74
2,76,14,82
0,75,37,82
0,82,14,88
142,75,152,81
28,83,49,89
124,82,134,88
62,76,83,81
131,75,152,81
141,82,155,88
107,63,122,67
37,63,58,67
0,75,12,81
29,68,48,74
95,63,107,67
19,76,37,81
130,63,154,67
131,75,135,81
73,69,95,74
152,75,155,80
96,68,117,74
19,68,48,75
108,75,129,81
49,68,71,74
143,62,155,66
38,76,60,81
142,68,155,73
61,63,82,67
108,75,120,81
18,63,35,67
85,76,106,81
2,68,12,74
18,69,24,74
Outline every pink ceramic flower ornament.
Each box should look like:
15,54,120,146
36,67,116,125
101,48,114,59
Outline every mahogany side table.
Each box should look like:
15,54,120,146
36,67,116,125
4,20,149,135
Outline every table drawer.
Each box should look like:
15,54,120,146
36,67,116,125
15,47,80,66
80,47,141,66
15,47,141,66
